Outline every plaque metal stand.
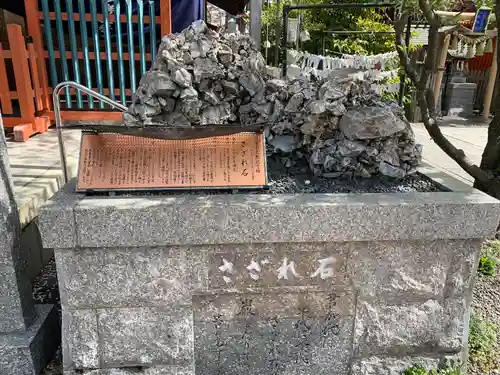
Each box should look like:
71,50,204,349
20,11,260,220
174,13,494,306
54,82,268,192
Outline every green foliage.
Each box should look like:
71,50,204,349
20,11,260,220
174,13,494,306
472,0,494,9
484,239,500,258
478,255,497,277
261,0,398,63
307,12,395,56
402,363,465,375
399,0,456,17
381,74,414,105
403,365,430,375
468,314,500,373
478,240,500,277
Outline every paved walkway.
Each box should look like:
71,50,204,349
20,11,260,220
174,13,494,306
4,118,490,226
412,120,488,185
6,129,81,228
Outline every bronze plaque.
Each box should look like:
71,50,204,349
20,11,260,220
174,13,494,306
76,132,267,191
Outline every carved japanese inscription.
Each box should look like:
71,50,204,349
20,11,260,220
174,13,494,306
193,291,354,375
208,244,347,289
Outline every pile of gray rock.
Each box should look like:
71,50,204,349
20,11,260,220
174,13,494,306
125,20,266,127
124,20,422,179
262,77,422,179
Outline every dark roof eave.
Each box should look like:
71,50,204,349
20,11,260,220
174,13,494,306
209,0,249,15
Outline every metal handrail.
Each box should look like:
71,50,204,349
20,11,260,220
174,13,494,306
53,81,128,183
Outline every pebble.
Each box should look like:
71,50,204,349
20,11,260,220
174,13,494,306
471,270,500,375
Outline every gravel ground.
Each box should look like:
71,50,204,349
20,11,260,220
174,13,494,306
41,348,62,375
471,266,500,375
264,158,445,194
473,273,500,329
87,157,445,197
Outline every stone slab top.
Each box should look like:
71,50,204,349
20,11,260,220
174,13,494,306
39,165,500,249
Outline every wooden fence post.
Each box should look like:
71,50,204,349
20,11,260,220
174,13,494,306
7,24,35,127
483,41,498,121
433,34,451,110
160,0,172,36
27,41,44,112
24,0,51,111
0,43,13,114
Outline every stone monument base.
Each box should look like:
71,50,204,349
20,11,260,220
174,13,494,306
0,305,59,375
39,167,500,375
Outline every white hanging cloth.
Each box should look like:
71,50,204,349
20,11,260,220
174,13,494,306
286,49,400,95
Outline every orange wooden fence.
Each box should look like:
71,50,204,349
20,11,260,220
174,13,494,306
0,24,50,141
0,0,173,141
23,0,172,121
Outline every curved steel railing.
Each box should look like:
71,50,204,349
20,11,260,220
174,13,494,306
53,81,128,183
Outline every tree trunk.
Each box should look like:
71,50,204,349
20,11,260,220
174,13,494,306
475,0,500,195
476,114,500,192
394,5,500,199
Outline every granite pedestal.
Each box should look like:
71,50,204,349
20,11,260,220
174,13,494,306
39,168,500,375
444,74,477,117
0,116,59,375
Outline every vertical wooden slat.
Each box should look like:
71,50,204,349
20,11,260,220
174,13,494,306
0,43,13,114
90,0,104,108
114,0,126,105
78,0,94,108
54,0,72,107
102,0,116,101
138,0,147,75
24,0,51,110
65,0,83,107
8,25,35,125
41,0,59,91
149,0,157,62
27,43,44,112
160,0,172,36
125,0,136,92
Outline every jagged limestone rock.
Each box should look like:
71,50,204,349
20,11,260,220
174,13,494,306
339,106,408,140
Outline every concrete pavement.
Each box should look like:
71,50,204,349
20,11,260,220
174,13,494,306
412,121,488,185
5,129,81,228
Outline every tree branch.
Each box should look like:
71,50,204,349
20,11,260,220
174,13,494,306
394,1,492,186
477,0,500,178
415,90,491,184
394,12,419,85
418,0,440,26
417,22,439,97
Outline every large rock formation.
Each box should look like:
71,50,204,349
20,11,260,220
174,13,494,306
125,20,266,127
124,20,422,179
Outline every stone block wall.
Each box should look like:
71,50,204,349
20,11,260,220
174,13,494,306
53,239,478,375
39,173,500,375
